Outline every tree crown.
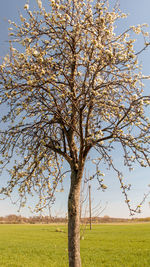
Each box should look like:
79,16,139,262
0,0,150,213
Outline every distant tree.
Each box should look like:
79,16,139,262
0,0,150,266
80,181,107,239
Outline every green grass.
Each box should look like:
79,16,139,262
0,223,150,266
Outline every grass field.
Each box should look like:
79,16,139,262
0,223,150,267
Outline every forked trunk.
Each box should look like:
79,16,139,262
68,168,83,267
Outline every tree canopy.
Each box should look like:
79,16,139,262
0,0,150,212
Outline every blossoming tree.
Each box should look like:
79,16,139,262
0,0,150,266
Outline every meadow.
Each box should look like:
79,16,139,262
0,223,150,267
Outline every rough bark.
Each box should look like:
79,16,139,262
68,168,83,267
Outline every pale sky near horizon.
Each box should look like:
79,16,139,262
0,0,150,219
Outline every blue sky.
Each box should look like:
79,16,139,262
0,0,150,218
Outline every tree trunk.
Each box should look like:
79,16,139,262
68,168,83,267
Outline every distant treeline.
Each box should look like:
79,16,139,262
0,214,150,224
0,214,67,224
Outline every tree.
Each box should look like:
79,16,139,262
80,180,107,239
0,0,150,266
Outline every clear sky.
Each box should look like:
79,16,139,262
0,0,150,219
